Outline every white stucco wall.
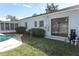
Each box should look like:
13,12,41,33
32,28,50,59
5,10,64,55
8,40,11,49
45,9,79,41
18,15,47,30
18,7,79,42
69,11,79,37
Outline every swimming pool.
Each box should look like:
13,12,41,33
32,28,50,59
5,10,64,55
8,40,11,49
0,34,13,42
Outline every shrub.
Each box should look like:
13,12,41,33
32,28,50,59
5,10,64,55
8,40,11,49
25,31,30,35
28,28,45,37
15,27,26,34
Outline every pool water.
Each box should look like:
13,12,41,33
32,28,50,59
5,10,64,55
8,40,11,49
0,35,13,42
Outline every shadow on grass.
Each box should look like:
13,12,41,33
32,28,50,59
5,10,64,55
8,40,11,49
21,34,79,56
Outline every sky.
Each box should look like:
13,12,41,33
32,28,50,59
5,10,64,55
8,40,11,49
0,3,78,21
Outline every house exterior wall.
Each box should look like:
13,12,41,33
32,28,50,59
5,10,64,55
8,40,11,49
18,15,47,31
0,6,79,42
0,21,18,33
18,8,79,42
69,11,79,37
45,9,79,41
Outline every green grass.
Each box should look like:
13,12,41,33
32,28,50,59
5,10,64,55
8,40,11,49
0,34,79,56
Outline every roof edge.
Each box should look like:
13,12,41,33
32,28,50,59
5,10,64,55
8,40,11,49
20,5,79,20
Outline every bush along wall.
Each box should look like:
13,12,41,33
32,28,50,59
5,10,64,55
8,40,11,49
15,26,26,34
28,28,45,37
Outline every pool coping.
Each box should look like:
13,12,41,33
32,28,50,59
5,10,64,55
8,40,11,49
0,34,22,52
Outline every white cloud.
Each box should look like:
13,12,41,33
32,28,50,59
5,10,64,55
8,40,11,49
0,16,21,21
0,18,10,21
22,4,32,8
17,16,25,19
0,17,25,21
12,3,32,8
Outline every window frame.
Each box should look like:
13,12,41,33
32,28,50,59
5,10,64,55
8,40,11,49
51,17,68,37
39,20,44,27
34,21,37,27
5,23,9,30
10,23,14,30
25,22,27,29
15,23,18,29
1,23,4,31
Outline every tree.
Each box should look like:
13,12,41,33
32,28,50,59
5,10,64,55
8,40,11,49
45,3,59,13
32,13,37,16
51,3,58,12
45,3,51,13
6,15,18,21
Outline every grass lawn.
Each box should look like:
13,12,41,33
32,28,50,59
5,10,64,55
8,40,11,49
0,34,79,56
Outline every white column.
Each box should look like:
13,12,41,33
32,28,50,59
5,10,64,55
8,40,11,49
14,23,15,30
0,23,1,31
9,23,11,30
4,23,5,31
9,23,10,31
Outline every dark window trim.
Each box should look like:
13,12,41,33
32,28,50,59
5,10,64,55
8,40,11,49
1,23,4,31
34,21,37,27
25,22,27,29
15,23,18,28
10,23,14,30
39,20,44,27
51,33,68,37
51,17,69,37
5,23,9,30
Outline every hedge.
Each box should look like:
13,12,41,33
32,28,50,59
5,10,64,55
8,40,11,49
29,28,45,37
15,26,26,34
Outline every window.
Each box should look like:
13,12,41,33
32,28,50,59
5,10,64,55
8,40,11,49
34,21,37,27
15,23,18,28
1,23,4,30
25,22,27,29
10,23,14,30
51,17,68,37
5,23,9,30
39,21,44,27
